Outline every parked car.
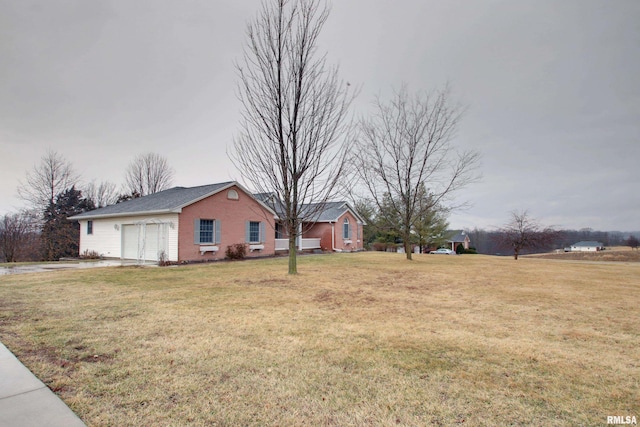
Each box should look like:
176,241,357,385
430,248,455,255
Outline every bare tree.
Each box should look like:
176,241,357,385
17,149,80,212
230,0,355,274
355,85,480,260
0,210,38,262
497,210,558,260
124,153,174,197
625,235,639,250
84,180,118,208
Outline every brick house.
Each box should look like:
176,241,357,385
70,181,365,262
446,230,471,252
70,182,277,262
275,201,366,253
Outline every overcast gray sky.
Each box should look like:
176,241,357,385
1,0,638,231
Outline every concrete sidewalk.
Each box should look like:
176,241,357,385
0,342,86,427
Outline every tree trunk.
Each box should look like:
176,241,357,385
404,232,412,260
288,234,297,274
513,250,519,260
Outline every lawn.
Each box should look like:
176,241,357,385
0,252,638,426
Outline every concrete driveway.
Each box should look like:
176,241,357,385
0,259,154,276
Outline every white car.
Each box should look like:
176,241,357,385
430,248,455,255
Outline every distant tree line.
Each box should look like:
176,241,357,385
0,150,174,262
355,205,638,258
466,226,636,257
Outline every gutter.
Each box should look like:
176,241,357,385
68,209,180,221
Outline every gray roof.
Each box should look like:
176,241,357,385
446,230,469,243
70,182,236,219
75,183,366,224
252,198,366,224
306,202,359,222
572,241,604,247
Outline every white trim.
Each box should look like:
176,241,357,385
200,246,219,255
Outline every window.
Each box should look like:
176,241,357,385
246,221,265,243
194,219,220,244
275,222,284,239
87,220,93,235
227,189,239,200
249,221,260,243
200,219,214,243
343,218,350,239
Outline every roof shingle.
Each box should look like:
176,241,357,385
70,182,234,219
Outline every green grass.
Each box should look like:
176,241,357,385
0,252,638,426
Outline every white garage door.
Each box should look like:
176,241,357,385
122,224,139,260
144,224,160,261
121,223,166,261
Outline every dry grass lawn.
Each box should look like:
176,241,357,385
528,246,640,263
0,252,638,426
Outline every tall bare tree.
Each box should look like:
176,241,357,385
230,0,355,274
625,235,638,250
0,210,39,262
355,85,479,260
497,210,558,260
17,149,80,212
84,180,118,208
124,152,174,197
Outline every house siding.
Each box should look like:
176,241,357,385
335,211,363,251
178,185,276,261
571,246,600,252
77,214,179,261
306,222,333,251
304,211,364,252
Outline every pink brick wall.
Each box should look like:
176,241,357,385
306,222,333,251
178,185,276,261
305,210,364,251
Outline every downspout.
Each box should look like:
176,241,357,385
331,222,341,252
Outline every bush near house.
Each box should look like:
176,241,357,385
225,243,247,260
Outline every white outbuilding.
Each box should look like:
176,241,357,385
570,241,604,252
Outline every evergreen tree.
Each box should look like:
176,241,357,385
412,184,449,253
41,187,95,260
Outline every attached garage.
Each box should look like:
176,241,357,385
122,222,169,262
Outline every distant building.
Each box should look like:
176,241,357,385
446,230,471,252
570,241,604,252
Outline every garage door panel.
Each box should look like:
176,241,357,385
122,223,167,261
122,225,138,260
144,224,159,261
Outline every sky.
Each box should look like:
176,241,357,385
1,0,638,231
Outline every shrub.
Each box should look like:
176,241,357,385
158,250,171,266
456,243,465,255
80,249,102,259
371,242,387,252
225,244,247,260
